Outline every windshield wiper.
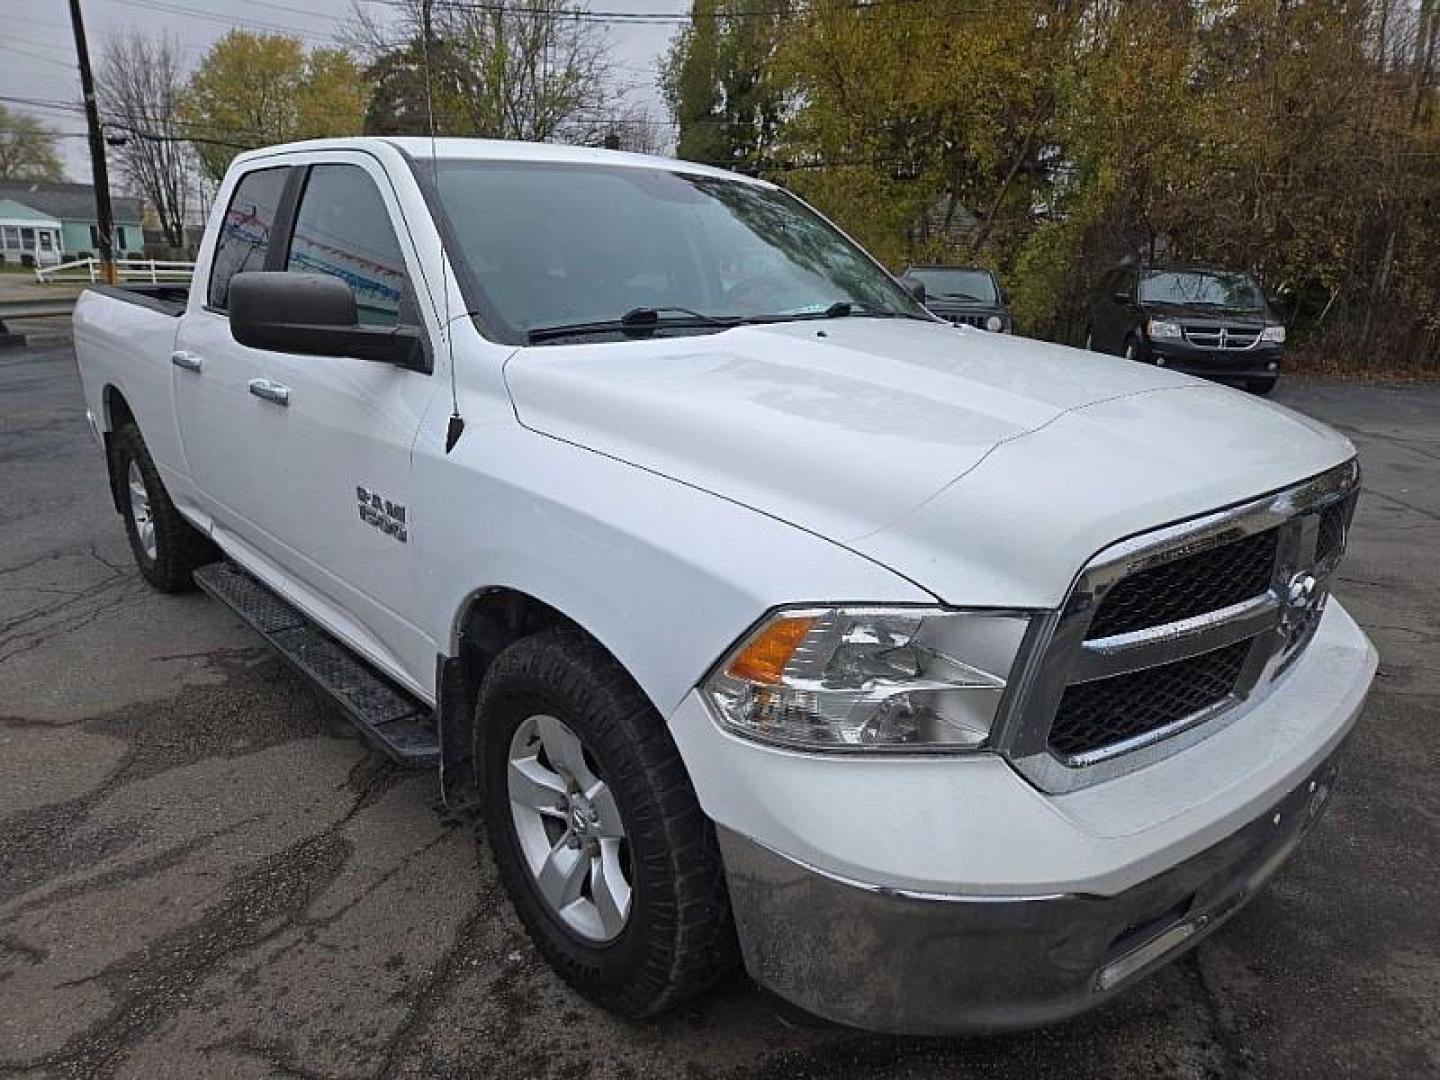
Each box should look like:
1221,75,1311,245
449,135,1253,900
937,291,984,302
527,306,740,343
620,306,740,329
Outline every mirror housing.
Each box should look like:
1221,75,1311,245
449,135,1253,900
901,277,927,304
229,272,426,371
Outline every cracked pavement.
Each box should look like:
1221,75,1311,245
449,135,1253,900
0,333,1436,1078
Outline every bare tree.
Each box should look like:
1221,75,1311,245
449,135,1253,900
356,0,626,143
98,31,191,250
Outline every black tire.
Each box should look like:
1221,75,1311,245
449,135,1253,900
1123,335,1142,363
1083,327,1094,351
112,423,213,592
476,627,736,1018
1247,376,1278,396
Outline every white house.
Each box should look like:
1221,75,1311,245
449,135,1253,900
0,198,64,268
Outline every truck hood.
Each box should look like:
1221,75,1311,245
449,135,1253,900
504,319,1352,605
507,319,1208,540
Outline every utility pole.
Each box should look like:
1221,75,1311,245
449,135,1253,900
68,0,117,285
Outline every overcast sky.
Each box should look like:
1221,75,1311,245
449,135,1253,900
4,0,681,183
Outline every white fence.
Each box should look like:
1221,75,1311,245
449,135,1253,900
35,257,195,285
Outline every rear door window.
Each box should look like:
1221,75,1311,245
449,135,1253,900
207,167,290,310
284,164,412,327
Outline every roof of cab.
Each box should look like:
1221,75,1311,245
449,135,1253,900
230,136,764,185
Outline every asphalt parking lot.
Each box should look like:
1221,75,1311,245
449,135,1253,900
1,330,1436,1079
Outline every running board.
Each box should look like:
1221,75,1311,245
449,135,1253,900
193,561,440,768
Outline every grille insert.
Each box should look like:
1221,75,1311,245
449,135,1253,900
1086,528,1279,640
949,314,989,329
1048,640,1251,759
1181,325,1261,350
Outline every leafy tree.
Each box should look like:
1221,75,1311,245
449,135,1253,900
181,31,370,182
660,0,795,173
753,0,1440,370
0,105,64,182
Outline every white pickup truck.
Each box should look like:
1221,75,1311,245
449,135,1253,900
73,137,1376,1035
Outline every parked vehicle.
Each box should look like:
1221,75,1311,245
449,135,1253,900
1085,261,1286,394
73,138,1375,1036
900,264,1012,332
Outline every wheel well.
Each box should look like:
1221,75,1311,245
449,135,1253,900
103,384,135,433
438,588,616,809
457,587,574,685
101,386,136,514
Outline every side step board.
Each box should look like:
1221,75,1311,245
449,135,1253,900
194,561,440,768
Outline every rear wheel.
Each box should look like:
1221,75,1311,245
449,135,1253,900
112,424,212,592
476,628,736,1017
1123,336,1141,363
1247,376,1278,396
1083,327,1094,351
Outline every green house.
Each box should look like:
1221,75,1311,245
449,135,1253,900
0,181,145,265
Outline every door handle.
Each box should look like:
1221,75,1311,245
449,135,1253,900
170,350,203,372
248,378,290,407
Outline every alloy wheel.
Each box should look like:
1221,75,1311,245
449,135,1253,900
507,713,632,942
127,460,157,560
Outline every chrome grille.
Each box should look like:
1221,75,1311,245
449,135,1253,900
1003,459,1361,792
1049,640,1250,759
1085,529,1279,639
1181,325,1261,350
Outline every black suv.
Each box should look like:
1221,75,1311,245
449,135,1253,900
900,265,1012,333
1085,262,1285,394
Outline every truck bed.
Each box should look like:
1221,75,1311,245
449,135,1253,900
88,283,189,317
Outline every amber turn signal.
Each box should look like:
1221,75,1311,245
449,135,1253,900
726,615,815,685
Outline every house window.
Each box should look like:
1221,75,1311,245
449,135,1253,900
21,227,34,247
39,232,53,252
116,225,127,249
1,226,18,250
90,225,100,248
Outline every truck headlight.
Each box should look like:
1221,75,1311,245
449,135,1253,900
1260,324,1286,343
1147,318,1183,340
985,314,1004,332
701,607,1032,752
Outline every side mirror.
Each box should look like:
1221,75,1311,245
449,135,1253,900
229,272,426,371
902,278,927,304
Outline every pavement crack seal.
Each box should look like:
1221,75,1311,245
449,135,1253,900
1184,951,1256,1080
373,894,493,1080
7,826,357,1077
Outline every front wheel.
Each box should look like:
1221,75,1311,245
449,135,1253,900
476,628,736,1017
1123,336,1141,363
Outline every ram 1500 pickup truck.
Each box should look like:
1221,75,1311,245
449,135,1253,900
72,138,1377,1035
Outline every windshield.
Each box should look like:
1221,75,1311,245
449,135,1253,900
1139,270,1263,310
428,160,927,340
904,268,998,303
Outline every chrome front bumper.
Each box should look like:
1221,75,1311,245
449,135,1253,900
720,746,1344,1036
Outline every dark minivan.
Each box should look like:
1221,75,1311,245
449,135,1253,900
900,265,1012,333
1086,262,1285,395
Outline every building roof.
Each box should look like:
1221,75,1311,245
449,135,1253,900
0,181,143,224
0,198,62,228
